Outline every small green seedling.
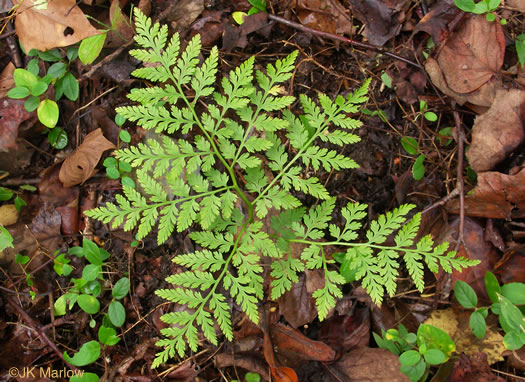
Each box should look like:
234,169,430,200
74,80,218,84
233,0,267,24
437,127,453,146
400,137,425,181
417,101,437,123
454,273,525,350
102,115,135,187
454,0,504,23
232,372,261,382
54,239,129,376
375,323,455,382
0,185,33,212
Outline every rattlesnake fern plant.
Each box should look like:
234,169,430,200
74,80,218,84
86,9,479,367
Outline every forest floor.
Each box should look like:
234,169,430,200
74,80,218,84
1,0,525,381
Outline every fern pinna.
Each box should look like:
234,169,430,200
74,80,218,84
85,9,479,367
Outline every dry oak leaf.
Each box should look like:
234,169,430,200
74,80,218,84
437,14,505,94
59,128,115,187
467,88,525,172
14,0,99,52
0,62,15,99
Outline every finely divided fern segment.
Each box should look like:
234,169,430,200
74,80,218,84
85,9,480,367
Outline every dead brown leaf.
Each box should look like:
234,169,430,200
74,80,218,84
319,305,370,352
106,0,135,47
437,15,505,93
214,353,269,381
494,246,525,284
348,0,411,46
0,98,37,152
270,323,337,363
15,0,99,52
166,0,204,31
424,57,497,107
447,353,505,382
0,204,18,226
278,273,318,328
59,128,115,187
446,168,525,219
467,88,525,172
296,0,352,37
0,62,15,98
333,347,409,381
413,0,463,47
443,217,500,300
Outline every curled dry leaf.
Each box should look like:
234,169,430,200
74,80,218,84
14,0,99,52
437,15,505,94
59,128,115,187
446,168,525,219
467,88,525,172
347,0,411,46
413,0,463,47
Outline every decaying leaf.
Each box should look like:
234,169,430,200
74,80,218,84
278,273,319,328
424,309,506,365
446,168,525,219
0,98,37,152
270,323,337,363
59,128,115,187
166,0,204,31
15,0,100,52
424,58,497,107
296,0,352,37
333,347,409,381
347,0,411,46
507,0,525,11
447,353,505,382
0,204,18,226
443,217,500,300
437,15,505,94
0,62,15,98
467,88,525,172
413,0,463,47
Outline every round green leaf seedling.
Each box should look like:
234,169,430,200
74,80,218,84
115,113,126,126
13,68,39,89
399,350,421,367
119,130,131,143
106,167,121,179
108,300,126,327
423,348,446,365
121,176,135,188
416,324,455,360
454,280,478,309
412,154,425,181
112,277,130,299
503,331,524,350
0,186,14,200
24,96,40,112
103,157,118,168
232,11,247,25
77,294,100,314
79,33,107,65
118,161,132,173
37,99,59,128
401,137,419,155
31,80,49,97
8,87,30,99
82,264,101,282
469,310,487,339
27,59,40,76
15,253,30,265
63,72,79,101
98,326,120,346
47,62,67,79
38,49,62,62
501,282,525,305
63,340,101,366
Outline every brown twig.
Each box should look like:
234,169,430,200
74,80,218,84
267,13,423,70
6,297,80,370
6,21,22,68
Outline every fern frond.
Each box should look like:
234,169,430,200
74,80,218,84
303,146,359,171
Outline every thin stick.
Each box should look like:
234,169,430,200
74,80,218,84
267,14,423,70
7,297,80,370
